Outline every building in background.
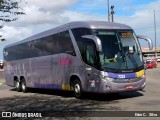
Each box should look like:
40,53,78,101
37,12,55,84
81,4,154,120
141,46,160,62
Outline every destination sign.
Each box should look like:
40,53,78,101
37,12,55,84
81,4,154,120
97,31,115,35
120,32,133,38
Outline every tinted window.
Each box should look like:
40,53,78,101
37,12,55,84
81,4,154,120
45,34,58,55
45,31,75,55
72,28,92,59
72,28,92,42
4,46,17,61
16,43,30,59
58,31,75,55
4,31,75,61
86,44,97,65
30,39,45,57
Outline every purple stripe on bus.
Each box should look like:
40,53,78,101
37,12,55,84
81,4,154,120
34,83,61,89
108,72,136,79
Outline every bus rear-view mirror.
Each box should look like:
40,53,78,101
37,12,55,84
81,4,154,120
82,35,102,52
137,35,153,50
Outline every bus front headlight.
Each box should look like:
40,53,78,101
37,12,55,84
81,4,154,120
140,75,145,79
104,76,114,81
99,71,114,81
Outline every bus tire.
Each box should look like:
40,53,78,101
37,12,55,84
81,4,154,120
73,79,83,99
15,80,21,92
21,79,27,93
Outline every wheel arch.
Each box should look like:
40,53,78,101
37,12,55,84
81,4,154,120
20,76,25,81
70,74,82,90
14,76,19,86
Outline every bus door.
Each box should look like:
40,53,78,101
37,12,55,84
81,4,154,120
84,42,100,90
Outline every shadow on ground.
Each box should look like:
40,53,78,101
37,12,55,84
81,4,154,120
9,87,144,101
0,88,143,119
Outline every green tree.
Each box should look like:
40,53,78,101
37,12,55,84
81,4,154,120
0,0,25,41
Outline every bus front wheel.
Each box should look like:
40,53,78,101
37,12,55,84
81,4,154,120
73,79,83,99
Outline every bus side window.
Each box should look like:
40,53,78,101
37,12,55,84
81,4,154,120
85,44,97,65
58,31,76,56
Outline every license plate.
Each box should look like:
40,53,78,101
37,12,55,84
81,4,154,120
125,85,134,90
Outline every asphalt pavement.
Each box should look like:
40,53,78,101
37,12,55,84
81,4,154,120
0,64,160,120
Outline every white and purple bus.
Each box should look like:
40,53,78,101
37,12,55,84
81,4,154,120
3,21,153,98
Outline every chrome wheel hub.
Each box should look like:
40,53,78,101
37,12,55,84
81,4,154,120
75,84,80,94
22,83,25,90
16,82,19,88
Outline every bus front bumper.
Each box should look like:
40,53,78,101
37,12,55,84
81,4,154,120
98,77,146,93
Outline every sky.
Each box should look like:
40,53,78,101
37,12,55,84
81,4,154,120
0,0,160,59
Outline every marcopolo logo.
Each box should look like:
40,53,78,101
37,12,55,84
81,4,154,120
2,112,11,117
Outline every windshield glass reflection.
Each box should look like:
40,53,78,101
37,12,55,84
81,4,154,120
93,30,143,72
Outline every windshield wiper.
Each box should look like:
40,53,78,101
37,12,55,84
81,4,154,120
120,52,128,68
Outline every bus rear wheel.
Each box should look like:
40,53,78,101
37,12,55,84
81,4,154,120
15,80,21,92
21,79,27,93
73,79,83,99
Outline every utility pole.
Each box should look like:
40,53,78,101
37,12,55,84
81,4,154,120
153,10,157,58
108,0,110,22
111,5,115,22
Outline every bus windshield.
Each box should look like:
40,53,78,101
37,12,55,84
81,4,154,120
93,30,143,73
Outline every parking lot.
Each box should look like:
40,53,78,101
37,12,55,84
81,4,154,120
0,64,160,119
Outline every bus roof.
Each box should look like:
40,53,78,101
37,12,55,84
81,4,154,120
4,21,132,48
70,21,132,30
